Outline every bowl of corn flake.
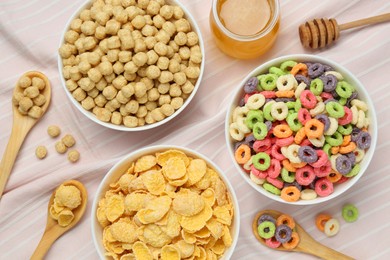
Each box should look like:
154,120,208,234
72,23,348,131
91,145,240,259
58,0,204,131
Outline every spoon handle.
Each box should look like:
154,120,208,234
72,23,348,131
31,227,59,260
0,126,29,199
300,239,355,260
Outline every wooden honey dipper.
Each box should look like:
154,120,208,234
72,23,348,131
299,13,390,49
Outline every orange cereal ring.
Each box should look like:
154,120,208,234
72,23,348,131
327,170,342,183
294,127,306,145
331,146,340,155
281,186,301,202
290,63,308,76
273,124,293,138
282,232,300,250
234,144,251,164
282,159,297,172
341,135,351,147
339,142,357,154
276,214,296,229
290,161,307,169
316,213,332,232
276,90,295,98
304,119,324,139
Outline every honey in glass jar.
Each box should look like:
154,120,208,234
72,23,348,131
210,0,280,59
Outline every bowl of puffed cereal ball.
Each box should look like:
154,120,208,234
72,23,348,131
226,54,377,205
91,145,239,259
58,0,204,131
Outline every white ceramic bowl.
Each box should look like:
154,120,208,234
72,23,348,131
58,0,205,131
225,54,377,205
91,145,240,259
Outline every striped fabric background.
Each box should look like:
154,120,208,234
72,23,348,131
0,0,389,259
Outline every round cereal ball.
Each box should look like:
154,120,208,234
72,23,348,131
33,94,46,107
28,106,43,119
132,52,148,67
55,141,68,154
68,150,80,163
12,92,24,106
35,146,48,159
94,107,112,122
145,65,161,79
123,115,138,127
171,97,184,110
160,103,174,117
62,134,76,148
131,15,146,29
32,77,46,90
55,184,81,209
18,76,32,89
19,97,33,112
24,86,40,99
47,125,61,138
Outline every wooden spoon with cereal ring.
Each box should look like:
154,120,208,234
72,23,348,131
0,71,51,199
31,180,88,260
253,209,354,260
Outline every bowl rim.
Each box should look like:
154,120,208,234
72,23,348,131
225,54,378,205
91,144,240,259
57,0,205,132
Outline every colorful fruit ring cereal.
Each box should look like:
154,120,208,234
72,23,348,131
282,232,300,250
315,213,332,232
276,214,295,230
257,221,276,239
342,204,359,223
324,218,340,237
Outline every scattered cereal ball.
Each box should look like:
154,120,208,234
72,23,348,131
28,106,43,119
171,97,184,109
132,52,148,67
94,107,112,122
131,15,146,29
24,86,40,99
158,71,173,83
35,146,47,159
68,150,80,163
18,76,32,89
55,184,81,209
19,97,33,112
123,115,138,127
32,77,46,90
55,141,68,154
62,134,76,148
47,125,61,138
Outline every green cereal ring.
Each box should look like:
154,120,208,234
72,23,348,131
294,99,302,112
323,143,332,157
281,167,295,183
287,112,303,132
325,131,344,146
310,78,324,95
286,101,296,110
345,164,360,177
336,81,353,98
253,122,268,140
257,221,276,239
260,74,278,91
245,110,264,129
269,66,286,76
280,60,297,73
325,101,345,118
256,75,264,91
342,204,359,222
337,124,353,135
339,97,347,106
263,182,281,195
252,152,271,171
263,102,275,122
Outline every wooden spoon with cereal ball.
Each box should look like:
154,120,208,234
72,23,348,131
253,209,354,260
0,71,51,199
31,180,88,260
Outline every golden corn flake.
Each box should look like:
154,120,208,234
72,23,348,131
128,176,147,192
193,227,211,238
222,225,233,247
117,173,136,193
195,168,215,190
206,218,224,240
156,149,190,167
126,162,135,175
172,190,204,216
182,230,197,244
132,241,153,260
180,203,213,233
134,155,157,172
136,196,172,224
142,170,166,195
174,240,194,258
120,253,135,260
213,206,232,226
55,184,81,209
105,252,119,260
168,174,188,187
213,178,228,206
124,192,154,214
211,239,226,255
142,224,172,248
106,194,125,222
57,209,74,227
110,219,138,243
163,210,181,238
206,249,218,260
161,245,181,260
163,157,187,180
201,188,216,207
186,159,207,186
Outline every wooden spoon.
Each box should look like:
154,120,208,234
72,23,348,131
252,209,354,260
0,71,51,200
31,180,88,260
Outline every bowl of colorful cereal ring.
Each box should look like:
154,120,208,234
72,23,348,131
58,0,205,131
225,54,377,205
91,145,239,259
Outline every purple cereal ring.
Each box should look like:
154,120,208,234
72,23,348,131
323,64,334,71
336,155,353,175
346,91,358,107
315,114,330,132
245,134,256,149
275,224,292,243
239,97,245,107
298,146,318,163
351,127,361,142
275,97,296,103
324,98,336,105
320,74,337,92
296,165,316,186
331,90,340,99
234,141,244,151
284,181,302,191
356,131,371,149
345,152,356,165
295,74,311,86
265,121,273,131
258,214,276,225
308,63,325,78
244,77,259,94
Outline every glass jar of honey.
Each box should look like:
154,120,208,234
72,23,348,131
210,0,280,59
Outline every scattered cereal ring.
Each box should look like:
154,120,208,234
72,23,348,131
315,213,332,232
342,204,359,223
324,218,340,237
